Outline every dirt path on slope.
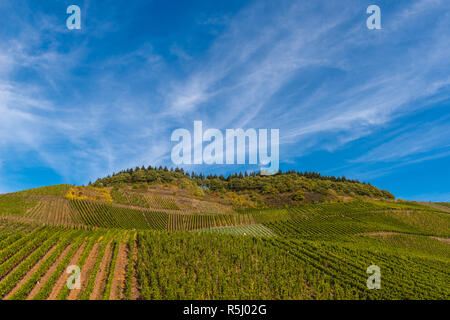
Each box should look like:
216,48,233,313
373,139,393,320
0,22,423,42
90,242,113,300
361,231,450,244
67,242,100,300
27,243,74,300
47,242,87,300
4,244,59,299
109,243,128,300
432,236,450,244
360,232,401,237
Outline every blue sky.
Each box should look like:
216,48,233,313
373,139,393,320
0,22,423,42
0,0,449,201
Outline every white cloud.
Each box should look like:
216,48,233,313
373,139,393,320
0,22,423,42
354,119,450,163
0,0,449,189
163,0,450,160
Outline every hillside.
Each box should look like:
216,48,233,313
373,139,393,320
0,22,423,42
92,166,395,208
0,168,448,300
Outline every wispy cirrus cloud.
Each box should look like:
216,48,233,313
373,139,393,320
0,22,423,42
0,0,448,200
163,0,449,151
354,119,450,163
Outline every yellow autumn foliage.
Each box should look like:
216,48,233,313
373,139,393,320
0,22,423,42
65,186,113,203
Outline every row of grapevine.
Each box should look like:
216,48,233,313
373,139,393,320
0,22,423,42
181,198,235,215
0,228,47,267
265,215,371,240
0,218,448,300
66,199,255,232
198,224,276,237
7,230,83,300
31,235,88,300
102,240,120,299
110,189,180,211
0,231,63,298
24,202,46,219
124,236,135,300
142,211,168,230
135,231,313,299
265,205,450,240
55,235,100,300
167,213,254,231
264,237,450,299
78,237,111,300
146,194,180,210
68,200,150,230
0,219,38,235
24,198,76,227
110,188,237,214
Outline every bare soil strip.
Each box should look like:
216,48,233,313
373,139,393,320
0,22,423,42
432,236,450,244
109,243,128,300
47,242,87,300
4,244,59,299
67,243,100,300
90,242,113,300
361,232,401,237
362,231,450,244
27,243,74,300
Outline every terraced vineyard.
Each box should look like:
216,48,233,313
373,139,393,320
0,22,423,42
68,200,150,230
437,202,450,208
198,224,276,237
6,193,251,232
168,213,254,231
111,188,235,214
0,219,447,300
142,211,169,230
111,189,180,210
264,201,450,240
0,184,448,300
24,198,75,227
264,236,450,299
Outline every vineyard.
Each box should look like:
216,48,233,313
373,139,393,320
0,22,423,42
437,202,450,208
197,224,276,237
6,192,254,232
0,183,448,300
168,213,254,231
264,202,450,240
111,189,180,210
111,188,235,214
0,219,448,300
